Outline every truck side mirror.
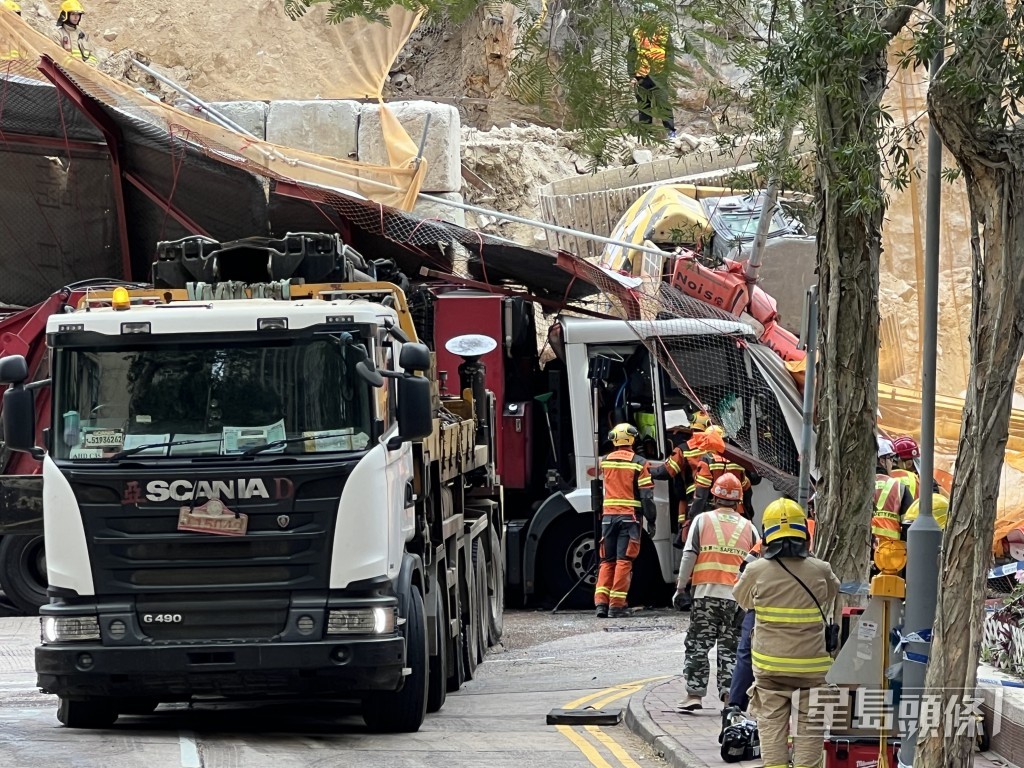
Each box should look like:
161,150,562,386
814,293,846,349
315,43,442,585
0,354,28,385
397,375,433,440
3,385,41,458
399,342,430,373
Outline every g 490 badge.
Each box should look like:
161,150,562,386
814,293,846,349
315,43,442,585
177,499,248,536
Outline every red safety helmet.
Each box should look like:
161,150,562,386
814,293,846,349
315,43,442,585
892,436,920,461
711,472,743,501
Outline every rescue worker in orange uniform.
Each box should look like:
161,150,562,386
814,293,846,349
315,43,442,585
594,423,656,619
673,473,759,711
874,437,914,543
51,0,95,64
889,435,944,500
627,3,676,136
734,499,839,768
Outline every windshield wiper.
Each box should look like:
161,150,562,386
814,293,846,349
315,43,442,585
241,432,359,456
106,438,225,461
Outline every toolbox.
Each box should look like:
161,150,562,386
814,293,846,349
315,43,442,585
825,737,900,768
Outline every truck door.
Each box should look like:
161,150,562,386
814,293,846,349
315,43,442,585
648,355,678,586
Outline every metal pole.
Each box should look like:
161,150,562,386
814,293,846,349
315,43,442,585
899,9,945,762
129,59,258,139
797,284,818,509
745,121,795,286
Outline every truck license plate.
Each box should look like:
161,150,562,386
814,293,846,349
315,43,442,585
177,499,248,536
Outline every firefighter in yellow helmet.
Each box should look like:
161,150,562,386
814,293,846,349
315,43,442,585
733,499,840,768
51,0,95,63
594,423,655,619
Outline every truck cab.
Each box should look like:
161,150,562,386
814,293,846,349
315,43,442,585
0,234,503,732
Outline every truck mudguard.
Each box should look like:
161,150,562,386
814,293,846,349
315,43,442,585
522,491,579,596
396,551,424,620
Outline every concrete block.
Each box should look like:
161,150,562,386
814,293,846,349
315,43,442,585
359,101,461,193
208,101,268,141
413,192,466,228
266,100,361,160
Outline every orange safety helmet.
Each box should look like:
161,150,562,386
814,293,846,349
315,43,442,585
711,472,743,501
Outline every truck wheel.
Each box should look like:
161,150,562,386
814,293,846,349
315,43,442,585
0,534,48,615
474,544,488,663
362,585,428,733
486,527,504,645
538,515,596,609
460,561,479,680
427,581,447,713
57,697,118,729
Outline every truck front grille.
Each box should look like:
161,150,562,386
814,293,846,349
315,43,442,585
136,592,289,641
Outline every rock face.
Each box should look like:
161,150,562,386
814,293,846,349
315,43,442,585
358,101,462,193
266,101,360,159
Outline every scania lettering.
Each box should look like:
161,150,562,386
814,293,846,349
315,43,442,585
0,234,503,732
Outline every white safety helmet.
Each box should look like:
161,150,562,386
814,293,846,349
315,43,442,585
877,436,897,460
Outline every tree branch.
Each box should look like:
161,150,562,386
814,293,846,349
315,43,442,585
880,1,922,37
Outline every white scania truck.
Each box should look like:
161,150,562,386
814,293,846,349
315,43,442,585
0,234,503,731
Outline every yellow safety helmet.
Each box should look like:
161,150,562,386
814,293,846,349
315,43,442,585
60,0,84,12
762,498,809,544
608,422,639,447
1,0,21,12
690,411,711,431
903,493,948,529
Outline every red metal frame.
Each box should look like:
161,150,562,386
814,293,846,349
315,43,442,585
34,55,213,277
0,131,107,154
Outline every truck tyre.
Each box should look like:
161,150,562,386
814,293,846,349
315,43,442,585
474,545,488,662
362,585,428,733
485,527,504,645
0,534,48,615
538,514,596,609
57,697,118,729
460,561,479,680
427,580,447,713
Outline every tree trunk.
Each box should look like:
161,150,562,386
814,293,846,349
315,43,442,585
918,28,1024,763
810,30,890,607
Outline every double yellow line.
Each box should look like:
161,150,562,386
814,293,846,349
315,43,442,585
556,676,669,768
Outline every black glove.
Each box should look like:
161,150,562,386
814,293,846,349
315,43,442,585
672,588,692,611
672,527,685,549
647,520,657,539
78,31,85,40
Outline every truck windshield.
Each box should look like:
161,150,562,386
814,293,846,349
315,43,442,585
52,335,374,460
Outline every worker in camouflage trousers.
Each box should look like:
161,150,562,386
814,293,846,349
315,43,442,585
673,472,759,711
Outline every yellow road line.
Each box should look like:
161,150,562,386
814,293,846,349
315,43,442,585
557,725,616,768
557,676,670,768
586,726,644,768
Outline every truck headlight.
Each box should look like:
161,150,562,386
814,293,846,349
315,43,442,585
327,607,397,635
41,616,100,643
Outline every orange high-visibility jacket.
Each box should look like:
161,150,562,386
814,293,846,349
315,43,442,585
601,449,654,517
692,510,756,586
872,474,904,539
631,27,668,77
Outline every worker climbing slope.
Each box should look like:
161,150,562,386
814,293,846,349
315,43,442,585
594,423,656,619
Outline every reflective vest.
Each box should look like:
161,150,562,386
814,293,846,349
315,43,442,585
872,474,903,539
632,27,667,77
601,449,653,517
692,510,755,586
890,469,920,500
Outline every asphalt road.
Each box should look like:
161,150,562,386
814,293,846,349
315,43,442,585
0,608,694,768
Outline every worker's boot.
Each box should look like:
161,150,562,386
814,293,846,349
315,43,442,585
595,605,609,619
676,695,703,712
608,606,632,619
